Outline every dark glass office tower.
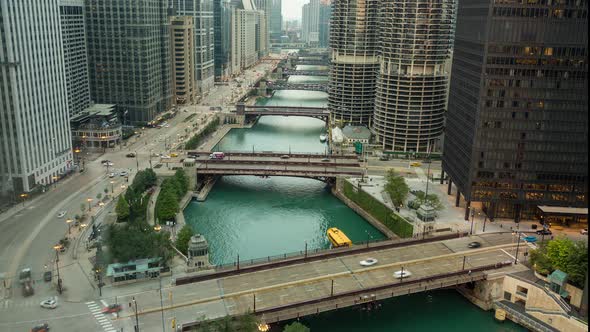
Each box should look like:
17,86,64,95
214,0,232,80
85,0,172,123
443,0,588,221
328,0,380,125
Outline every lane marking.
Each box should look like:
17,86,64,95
100,299,109,307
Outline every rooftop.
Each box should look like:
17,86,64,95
342,125,371,140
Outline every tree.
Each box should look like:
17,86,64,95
411,191,444,211
175,225,194,255
174,169,190,195
80,203,86,214
103,187,109,196
115,196,130,221
96,193,102,201
283,322,310,332
530,237,588,288
384,169,409,207
156,190,179,222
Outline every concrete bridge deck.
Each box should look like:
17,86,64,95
113,233,528,328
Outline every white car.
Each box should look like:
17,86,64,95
393,270,412,279
40,297,58,309
359,258,378,267
161,155,171,159
108,172,116,178
119,171,128,177
57,211,67,218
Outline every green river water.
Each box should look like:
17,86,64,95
183,68,526,331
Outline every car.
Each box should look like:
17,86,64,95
31,323,49,332
126,153,136,158
101,304,122,314
56,211,67,218
170,153,179,157
54,243,66,253
524,236,537,243
43,271,52,282
410,162,422,167
467,241,481,248
119,171,128,177
321,158,330,162
280,155,290,159
359,258,378,267
40,297,58,309
100,160,110,165
103,162,114,167
536,229,552,235
379,155,390,161
580,228,588,235
161,155,171,159
393,270,412,279
108,172,116,178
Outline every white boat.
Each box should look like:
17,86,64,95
319,134,327,142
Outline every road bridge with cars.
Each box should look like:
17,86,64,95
235,104,330,122
109,232,528,329
282,70,329,77
266,81,328,92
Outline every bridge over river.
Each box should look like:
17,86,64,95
112,233,528,329
190,152,363,181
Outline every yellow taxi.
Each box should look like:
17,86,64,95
170,153,179,158
410,162,422,167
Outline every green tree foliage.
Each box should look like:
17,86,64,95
410,190,443,211
156,190,179,222
384,169,410,207
283,322,311,332
175,225,194,255
106,223,172,263
174,169,190,194
115,196,130,221
530,236,588,288
131,168,158,193
185,117,220,150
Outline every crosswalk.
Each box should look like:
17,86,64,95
0,298,38,309
86,301,116,332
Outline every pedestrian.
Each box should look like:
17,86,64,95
468,270,472,275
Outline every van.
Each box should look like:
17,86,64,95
209,152,225,159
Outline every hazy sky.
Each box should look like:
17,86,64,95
282,0,308,21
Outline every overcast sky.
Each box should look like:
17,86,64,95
282,0,308,21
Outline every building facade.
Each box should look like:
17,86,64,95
0,0,73,194
318,0,330,48
214,0,233,80
170,16,198,104
269,0,282,40
173,0,216,95
254,0,270,56
372,0,456,153
231,0,266,74
85,0,172,124
70,104,122,153
302,0,320,46
59,0,91,117
442,0,588,220
328,0,380,125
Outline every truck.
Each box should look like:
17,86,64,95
209,152,225,160
19,268,31,284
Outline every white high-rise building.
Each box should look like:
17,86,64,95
301,0,319,46
231,0,266,74
0,0,73,195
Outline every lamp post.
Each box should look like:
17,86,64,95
20,193,28,207
135,151,139,170
110,181,115,194
66,219,73,235
52,245,63,294
482,211,488,232
513,231,521,265
87,198,93,211
470,208,475,235
132,297,140,332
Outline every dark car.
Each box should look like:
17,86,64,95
468,241,482,248
43,271,52,282
31,323,49,332
536,229,552,235
126,153,136,158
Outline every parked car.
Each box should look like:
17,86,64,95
126,153,136,158
536,229,552,235
57,211,67,218
119,171,128,177
100,160,110,165
379,155,390,161
467,241,481,248
101,304,122,314
43,271,52,282
393,270,412,279
581,228,588,235
359,258,378,267
161,155,171,159
108,172,116,178
321,158,330,162
30,323,49,332
40,297,58,309
410,162,422,167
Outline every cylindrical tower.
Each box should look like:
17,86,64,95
328,0,380,126
372,0,456,152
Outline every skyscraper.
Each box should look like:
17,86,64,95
301,0,319,46
59,0,91,117
318,0,331,48
269,0,282,40
170,16,198,104
443,0,588,220
231,0,266,74
328,0,380,125
254,0,271,55
173,0,216,96
372,0,456,153
1,0,73,194
85,0,172,123
214,0,233,80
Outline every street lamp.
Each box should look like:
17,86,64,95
470,208,475,235
87,198,93,211
132,297,140,332
110,180,115,194
19,193,28,206
52,245,63,294
66,219,73,235
513,231,522,265
482,211,488,232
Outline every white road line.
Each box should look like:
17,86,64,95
85,301,95,305
501,249,517,262
100,299,109,307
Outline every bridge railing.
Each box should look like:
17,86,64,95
180,261,511,330
174,232,467,286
